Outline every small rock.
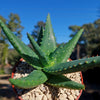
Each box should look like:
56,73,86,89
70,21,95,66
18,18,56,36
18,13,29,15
68,95,74,100
42,95,47,100
75,90,80,96
59,94,67,100
35,94,44,100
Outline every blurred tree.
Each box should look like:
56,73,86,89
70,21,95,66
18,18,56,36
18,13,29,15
0,16,6,44
8,49,20,66
0,13,24,67
31,21,45,40
69,25,86,59
7,13,24,38
69,19,100,57
1,44,9,65
0,13,24,40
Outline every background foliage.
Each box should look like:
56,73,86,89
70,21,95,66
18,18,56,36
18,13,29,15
0,13,23,70
1,13,100,74
69,19,100,57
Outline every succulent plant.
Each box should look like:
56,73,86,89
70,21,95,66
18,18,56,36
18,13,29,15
0,14,100,90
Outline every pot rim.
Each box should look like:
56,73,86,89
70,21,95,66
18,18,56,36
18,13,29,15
11,58,84,100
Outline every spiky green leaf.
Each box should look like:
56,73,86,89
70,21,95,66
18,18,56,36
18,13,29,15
40,14,56,56
0,19,42,69
27,33,49,66
49,29,84,65
43,56,100,74
46,74,84,90
9,70,48,89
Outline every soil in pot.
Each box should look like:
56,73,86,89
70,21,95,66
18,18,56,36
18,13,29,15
11,59,84,100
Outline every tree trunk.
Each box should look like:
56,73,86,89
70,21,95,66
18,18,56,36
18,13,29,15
77,44,80,59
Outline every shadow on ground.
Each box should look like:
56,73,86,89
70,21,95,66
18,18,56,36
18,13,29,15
0,75,16,100
79,70,100,100
80,91,100,100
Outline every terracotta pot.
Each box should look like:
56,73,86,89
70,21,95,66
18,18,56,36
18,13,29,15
11,58,84,100
11,58,24,100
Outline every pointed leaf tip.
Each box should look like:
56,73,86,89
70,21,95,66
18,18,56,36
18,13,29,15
27,33,49,66
0,20,42,69
9,70,48,89
40,14,56,55
47,13,50,17
49,28,83,65
46,74,85,90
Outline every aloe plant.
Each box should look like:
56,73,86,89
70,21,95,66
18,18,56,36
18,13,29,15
0,14,100,90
